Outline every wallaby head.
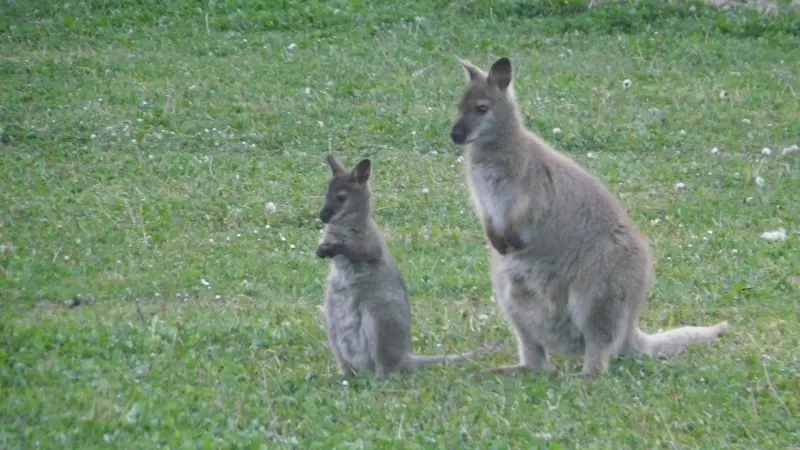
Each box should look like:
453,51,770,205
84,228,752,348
319,154,372,224
450,57,521,146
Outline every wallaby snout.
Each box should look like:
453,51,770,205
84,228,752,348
319,206,335,224
450,120,469,145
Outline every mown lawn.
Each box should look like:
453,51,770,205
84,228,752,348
1,0,798,448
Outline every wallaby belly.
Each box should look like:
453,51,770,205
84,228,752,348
493,256,586,357
323,263,375,373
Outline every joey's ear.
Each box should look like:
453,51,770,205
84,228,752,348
352,159,371,184
457,57,485,82
488,57,512,91
326,154,345,175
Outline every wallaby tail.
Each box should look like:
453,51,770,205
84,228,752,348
406,340,504,370
625,321,729,358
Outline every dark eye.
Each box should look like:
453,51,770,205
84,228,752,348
336,192,347,202
476,104,489,114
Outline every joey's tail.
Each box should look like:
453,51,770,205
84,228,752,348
624,321,729,358
406,340,504,370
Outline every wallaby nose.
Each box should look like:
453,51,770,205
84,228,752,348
450,124,467,145
319,207,334,224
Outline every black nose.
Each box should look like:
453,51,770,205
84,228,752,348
450,125,466,145
319,207,334,223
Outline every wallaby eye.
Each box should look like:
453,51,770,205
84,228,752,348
336,191,347,202
476,104,489,114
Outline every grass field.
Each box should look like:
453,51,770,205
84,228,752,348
2,0,799,448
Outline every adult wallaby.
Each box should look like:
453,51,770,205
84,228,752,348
315,154,501,379
449,57,729,378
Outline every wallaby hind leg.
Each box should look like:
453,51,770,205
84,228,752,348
330,345,356,378
490,324,548,374
326,331,357,377
491,284,549,374
572,291,629,379
365,314,408,380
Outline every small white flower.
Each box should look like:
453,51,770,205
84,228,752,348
711,147,720,155
456,156,464,163
90,134,97,140
200,278,210,287
422,188,430,194
428,151,438,157
761,147,772,156
742,118,751,124
719,90,728,99
622,79,632,89
342,380,349,386
304,87,311,95
761,229,786,242
266,202,277,213
552,127,562,135
317,121,324,128
290,244,296,249
287,43,297,50
674,182,686,190
214,294,221,300
679,129,687,135
148,154,154,160
587,152,596,159
755,176,765,187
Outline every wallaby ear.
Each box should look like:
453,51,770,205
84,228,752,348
457,57,485,82
488,57,513,91
326,154,345,176
352,159,371,184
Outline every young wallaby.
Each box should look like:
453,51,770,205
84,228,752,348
450,57,729,378
315,154,501,379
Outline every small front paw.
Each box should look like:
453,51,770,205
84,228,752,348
505,231,525,251
316,243,336,259
486,231,509,255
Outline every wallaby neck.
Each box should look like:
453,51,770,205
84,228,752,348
467,120,537,168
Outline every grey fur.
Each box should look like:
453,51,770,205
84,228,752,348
316,155,502,379
450,57,729,378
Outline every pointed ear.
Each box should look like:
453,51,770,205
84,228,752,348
457,57,485,82
326,154,345,176
352,159,371,184
487,57,512,90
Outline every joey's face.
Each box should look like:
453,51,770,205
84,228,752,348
450,57,515,146
319,176,367,224
319,155,372,224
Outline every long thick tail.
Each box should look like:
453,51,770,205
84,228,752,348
406,340,504,370
625,321,729,358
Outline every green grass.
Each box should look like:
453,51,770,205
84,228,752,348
2,0,799,448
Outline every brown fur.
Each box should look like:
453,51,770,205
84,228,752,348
450,57,729,378
316,155,502,379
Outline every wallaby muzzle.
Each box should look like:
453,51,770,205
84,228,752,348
319,207,335,224
450,121,468,145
